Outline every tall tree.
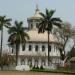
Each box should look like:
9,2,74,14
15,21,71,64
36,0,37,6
0,15,11,62
38,9,62,66
57,22,75,60
53,22,71,60
8,21,29,65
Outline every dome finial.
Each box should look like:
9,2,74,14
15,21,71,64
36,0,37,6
35,0,39,12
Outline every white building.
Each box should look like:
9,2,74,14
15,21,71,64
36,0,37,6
9,7,62,70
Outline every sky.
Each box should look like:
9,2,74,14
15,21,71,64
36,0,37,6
0,0,75,51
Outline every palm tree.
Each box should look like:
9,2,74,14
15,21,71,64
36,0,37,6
8,21,29,65
0,15,11,59
38,9,62,66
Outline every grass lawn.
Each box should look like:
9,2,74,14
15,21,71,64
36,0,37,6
0,71,69,75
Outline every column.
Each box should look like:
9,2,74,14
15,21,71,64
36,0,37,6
18,57,21,65
38,57,41,68
32,57,35,67
25,57,28,65
46,57,48,66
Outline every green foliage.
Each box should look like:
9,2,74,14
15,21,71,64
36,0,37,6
31,69,75,75
32,66,39,70
40,65,44,70
65,45,75,62
0,53,15,66
38,8,62,33
32,65,44,70
8,21,29,44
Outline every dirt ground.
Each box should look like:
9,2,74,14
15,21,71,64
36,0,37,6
0,71,68,75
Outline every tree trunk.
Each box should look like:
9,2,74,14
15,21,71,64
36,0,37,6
0,26,3,70
48,30,49,66
16,44,19,66
63,37,68,56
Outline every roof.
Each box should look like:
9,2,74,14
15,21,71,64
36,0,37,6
26,30,58,43
70,57,75,62
27,9,43,20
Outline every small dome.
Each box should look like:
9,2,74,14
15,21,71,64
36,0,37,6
27,30,58,43
27,9,43,20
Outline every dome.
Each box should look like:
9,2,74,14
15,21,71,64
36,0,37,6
27,30,58,43
27,8,43,20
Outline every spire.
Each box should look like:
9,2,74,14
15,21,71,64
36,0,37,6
36,3,39,12
35,0,39,12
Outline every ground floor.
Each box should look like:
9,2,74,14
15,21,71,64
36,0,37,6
17,56,60,69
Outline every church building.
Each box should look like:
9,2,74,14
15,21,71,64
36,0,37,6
9,6,62,70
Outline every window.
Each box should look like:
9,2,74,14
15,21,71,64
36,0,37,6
36,23,38,28
31,24,33,29
29,45,32,51
22,44,25,51
42,60,45,66
49,45,51,52
21,59,25,65
12,48,13,53
42,45,45,51
28,59,32,66
35,45,38,51
35,60,38,67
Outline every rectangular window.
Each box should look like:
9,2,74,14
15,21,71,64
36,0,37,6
31,24,33,29
29,45,32,51
42,45,45,51
36,23,38,28
12,48,13,53
49,45,51,52
35,45,38,51
22,44,25,51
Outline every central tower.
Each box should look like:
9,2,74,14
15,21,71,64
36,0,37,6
27,1,42,30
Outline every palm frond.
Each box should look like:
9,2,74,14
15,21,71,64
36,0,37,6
52,21,62,28
49,9,55,18
46,8,49,16
39,12,45,18
51,18,62,22
8,33,17,43
8,27,17,34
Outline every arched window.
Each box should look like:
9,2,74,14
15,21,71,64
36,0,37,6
28,59,32,66
35,60,38,67
42,59,45,66
21,59,25,65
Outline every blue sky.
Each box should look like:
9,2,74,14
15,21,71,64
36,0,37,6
0,0,75,50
